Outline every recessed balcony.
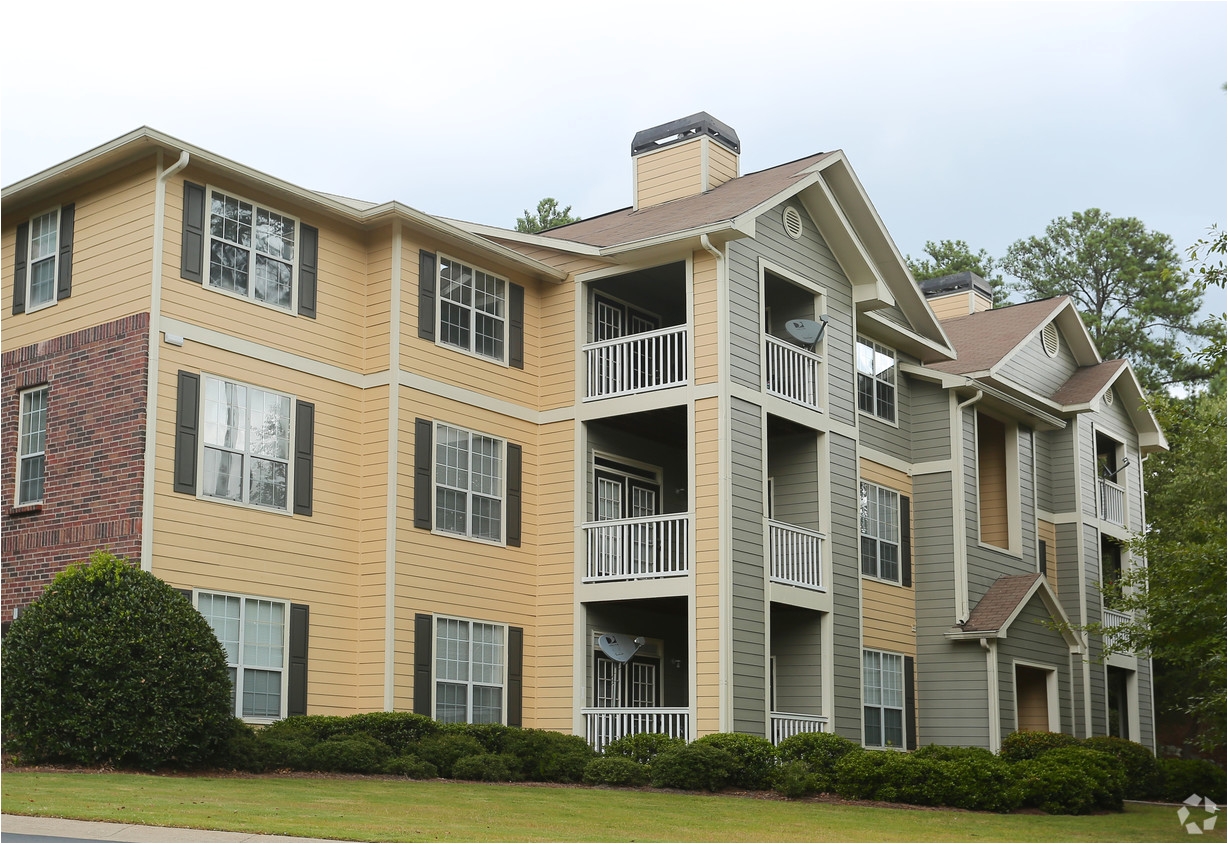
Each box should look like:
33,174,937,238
583,513,691,582
765,335,823,411
768,520,825,591
584,327,688,400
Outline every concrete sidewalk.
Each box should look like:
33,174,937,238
1,814,339,843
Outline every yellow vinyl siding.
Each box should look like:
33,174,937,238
693,249,720,385
977,414,1010,548
355,384,391,711
1038,518,1058,595
160,171,370,373
635,140,705,208
363,228,394,375
861,579,916,655
692,398,721,734
2,158,157,349
929,293,973,321
538,281,576,411
152,346,365,716
707,141,738,188
859,458,912,496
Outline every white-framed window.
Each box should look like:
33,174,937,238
438,256,507,362
860,482,900,582
16,386,49,504
863,649,905,748
24,209,61,312
197,591,288,721
435,423,504,542
201,375,293,511
435,616,506,724
207,188,298,311
856,336,896,423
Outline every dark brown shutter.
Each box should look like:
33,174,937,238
414,419,433,530
297,224,318,319
414,613,433,716
55,204,75,301
506,443,522,547
900,495,912,587
1039,539,1048,576
174,371,200,494
12,221,29,315
418,251,436,340
904,655,917,750
507,626,524,727
509,283,525,369
288,604,310,716
181,182,206,283
293,401,315,516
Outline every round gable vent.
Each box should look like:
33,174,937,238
1104,389,1115,407
783,206,804,240
1041,323,1060,358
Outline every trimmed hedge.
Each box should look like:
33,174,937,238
650,743,738,791
452,752,521,782
308,734,391,774
584,756,651,787
691,733,778,790
384,754,439,779
1083,736,1162,799
997,729,1081,762
775,731,860,794
603,732,686,765
1158,757,1228,804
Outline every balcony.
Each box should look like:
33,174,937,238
768,520,825,591
765,336,823,411
1099,478,1125,526
584,326,688,400
583,514,691,582
1102,608,1131,652
770,712,829,745
583,707,690,753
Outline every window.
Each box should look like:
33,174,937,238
439,256,507,361
207,190,297,310
860,482,900,581
16,387,49,504
201,375,292,511
856,337,896,422
435,423,503,542
198,591,288,720
863,649,905,748
12,204,74,315
435,616,505,724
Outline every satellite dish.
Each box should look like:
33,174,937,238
784,316,830,350
597,633,645,664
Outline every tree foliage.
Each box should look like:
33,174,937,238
1,550,235,769
906,239,1009,306
1001,209,1215,391
515,197,580,233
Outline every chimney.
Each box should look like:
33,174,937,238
919,272,994,319
631,112,740,210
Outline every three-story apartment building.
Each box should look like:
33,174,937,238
2,114,1164,750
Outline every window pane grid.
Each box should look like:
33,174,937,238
860,482,901,581
863,649,905,748
199,592,285,720
27,210,58,308
435,424,503,542
437,257,506,361
208,190,295,310
18,388,49,504
201,376,291,510
856,337,896,421
435,618,504,724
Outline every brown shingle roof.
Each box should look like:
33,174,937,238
1050,359,1128,406
540,152,835,248
962,573,1041,633
924,298,1068,374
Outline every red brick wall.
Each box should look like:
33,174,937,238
2,313,150,621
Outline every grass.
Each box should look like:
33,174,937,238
2,771,1219,843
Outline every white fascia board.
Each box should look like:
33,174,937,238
972,379,1068,430
998,579,1082,652
899,362,973,388
1111,362,1169,453
796,179,893,310
860,312,956,362
596,219,750,260
440,218,604,257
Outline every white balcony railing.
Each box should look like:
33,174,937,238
765,335,823,411
584,327,688,400
1102,608,1132,652
583,514,691,582
768,520,825,591
770,712,829,745
583,707,691,753
1099,478,1125,526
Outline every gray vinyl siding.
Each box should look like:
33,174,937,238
771,607,823,715
998,326,1080,397
829,432,863,740
1083,523,1107,737
911,381,951,463
727,247,762,392
1055,522,1084,626
1078,416,1100,522
857,349,913,462
729,398,767,735
1044,424,1078,515
1091,395,1144,532
767,429,819,530
1137,658,1155,750
1034,425,1053,515
1019,425,1037,570
999,596,1074,738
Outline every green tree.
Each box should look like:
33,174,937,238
1001,209,1215,391
515,198,580,233
1184,225,1226,395
906,239,1009,306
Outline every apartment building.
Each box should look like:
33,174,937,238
1,113,1164,750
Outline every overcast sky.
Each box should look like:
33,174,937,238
3,1,1224,317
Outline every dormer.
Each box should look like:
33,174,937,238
631,113,740,210
919,271,994,320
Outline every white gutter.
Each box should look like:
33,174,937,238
982,637,1001,751
953,387,983,624
384,221,403,711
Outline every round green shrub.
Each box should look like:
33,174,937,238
692,733,778,790
500,728,596,783
258,715,348,745
603,732,687,765
583,756,650,787
416,733,487,778
1043,746,1126,810
776,731,860,793
1157,757,1228,804
1083,736,1162,799
384,754,439,779
215,718,267,772
833,750,904,800
772,760,820,799
1013,755,1102,814
339,712,441,754
1,551,234,769
258,735,315,770
997,729,1081,763
649,743,737,791
911,744,996,762
449,722,513,754
927,750,1019,812
307,733,392,773
452,752,520,782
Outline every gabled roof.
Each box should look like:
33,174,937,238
953,573,1081,651
1050,360,1128,405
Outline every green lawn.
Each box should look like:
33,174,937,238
1,772,1218,842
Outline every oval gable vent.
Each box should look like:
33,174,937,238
783,207,804,240
1041,323,1060,358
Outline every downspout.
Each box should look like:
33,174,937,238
700,233,731,733
952,386,982,623
141,150,190,572
981,637,1001,751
